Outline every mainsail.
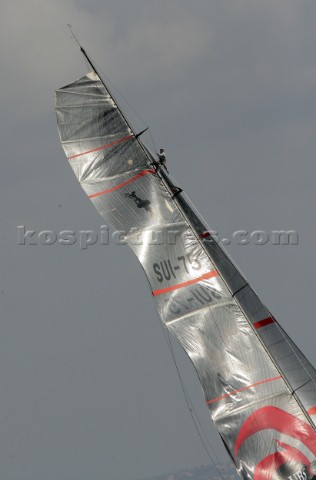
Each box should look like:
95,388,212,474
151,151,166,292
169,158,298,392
55,51,316,479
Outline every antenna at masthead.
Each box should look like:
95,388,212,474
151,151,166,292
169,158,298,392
66,25,153,158
67,24,98,75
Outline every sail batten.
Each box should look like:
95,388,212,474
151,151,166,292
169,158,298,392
55,69,316,479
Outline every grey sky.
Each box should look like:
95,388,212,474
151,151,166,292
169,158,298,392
1,1,316,479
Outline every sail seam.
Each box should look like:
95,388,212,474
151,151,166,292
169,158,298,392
206,376,282,405
88,169,155,198
212,391,291,421
165,300,235,325
62,135,122,144
126,222,187,237
152,269,218,296
68,134,133,159
56,90,106,97
57,103,109,108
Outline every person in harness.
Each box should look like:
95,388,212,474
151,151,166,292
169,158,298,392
155,148,183,198
157,148,169,173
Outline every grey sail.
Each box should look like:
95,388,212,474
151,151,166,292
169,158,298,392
55,67,316,479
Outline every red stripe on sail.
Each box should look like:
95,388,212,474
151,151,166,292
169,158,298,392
253,317,275,329
254,441,312,480
88,169,155,198
68,134,133,159
308,406,316,415
206,376,282,405
152,269,218,297
234,406,316,460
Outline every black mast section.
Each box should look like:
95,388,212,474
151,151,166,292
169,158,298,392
68,24,147,142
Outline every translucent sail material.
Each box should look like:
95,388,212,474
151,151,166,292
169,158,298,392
56,71,316,479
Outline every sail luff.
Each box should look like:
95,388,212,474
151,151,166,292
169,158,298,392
157,164,316,426
55,69,316,479
167,178,316,429
79,46,158,176
80,48,137,137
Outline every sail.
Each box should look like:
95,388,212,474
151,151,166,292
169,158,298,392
55,70,316,479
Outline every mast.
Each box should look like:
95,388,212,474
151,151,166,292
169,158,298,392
68,25,156,170
56,37,316,479
81,47,137,137
159,168,316,433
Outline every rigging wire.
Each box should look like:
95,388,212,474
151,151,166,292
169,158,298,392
165,167,316,429
67,26,227,475
66,28,316,458
68,25,158,156
155,317,227,480
96,63,159,156
68,24,81,49
188,193,316,421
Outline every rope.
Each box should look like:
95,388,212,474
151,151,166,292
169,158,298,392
155,317,227,480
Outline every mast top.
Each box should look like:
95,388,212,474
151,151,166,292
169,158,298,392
67,24,98,75
66,25,151,147
67,24,81,49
